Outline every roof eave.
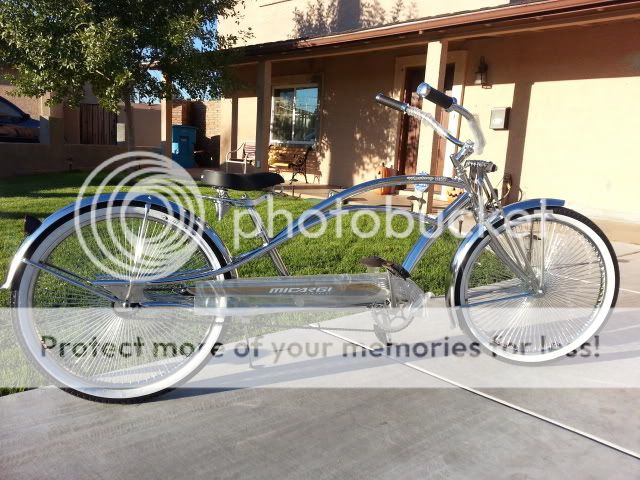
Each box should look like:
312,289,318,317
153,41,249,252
236,0,640,59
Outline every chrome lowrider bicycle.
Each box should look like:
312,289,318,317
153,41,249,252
4,82,619,402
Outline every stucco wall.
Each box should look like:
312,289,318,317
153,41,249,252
217,65,259,167
0,69,40,118
220,49,412,185
61,103,160,146
220,19,640,222
0,72,101,121
0,143,128,177
458,20,640,222
130,104,161,146
317,49,404,185
1,72,162,148
221,0,505,45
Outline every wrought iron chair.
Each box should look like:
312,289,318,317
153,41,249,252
269,146,313,184
288,146,312,184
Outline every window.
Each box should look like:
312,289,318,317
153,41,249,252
271,86,319,144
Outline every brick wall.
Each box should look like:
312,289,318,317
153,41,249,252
163,99,223,166
171,101,191,125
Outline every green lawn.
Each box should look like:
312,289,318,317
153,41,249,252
0,171,460,305
0,171,461,397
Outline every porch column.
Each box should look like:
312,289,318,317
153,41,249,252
255,60,272,171
38,95,64,145
160,96,173,161
416,40,449,212
230,94,239,154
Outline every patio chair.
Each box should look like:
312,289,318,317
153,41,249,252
289,146,312,184
269,145,313,184
225,141,256,173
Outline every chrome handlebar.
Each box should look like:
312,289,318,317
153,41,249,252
375,82,486,155
449,102,486,155
404,105,464,148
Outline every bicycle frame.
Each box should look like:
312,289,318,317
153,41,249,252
145,140,504,287
3,149,544,302
5,80,618,403
3,85,546,301
87,174,471,287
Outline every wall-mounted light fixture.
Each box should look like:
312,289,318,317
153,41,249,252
474,57,489,88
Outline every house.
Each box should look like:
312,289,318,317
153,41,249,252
0,70,222,176
214,0,640,238
0,70,164,176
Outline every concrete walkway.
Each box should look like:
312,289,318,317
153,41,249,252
1,244,639,479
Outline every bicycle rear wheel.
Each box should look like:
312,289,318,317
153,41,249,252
12,201,228,402
451,207,618,362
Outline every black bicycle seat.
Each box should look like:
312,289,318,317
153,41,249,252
201,171,284,191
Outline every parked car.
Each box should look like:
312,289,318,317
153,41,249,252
0,96,40,142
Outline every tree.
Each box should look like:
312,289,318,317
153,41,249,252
0,0,250,150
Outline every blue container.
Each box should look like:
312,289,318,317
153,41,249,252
171,125,197,168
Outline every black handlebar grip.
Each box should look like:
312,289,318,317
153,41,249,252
423,86,454,110
375,93,408,113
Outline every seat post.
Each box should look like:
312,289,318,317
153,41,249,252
214,187,231,221
245,207,289,275
243,149,248,174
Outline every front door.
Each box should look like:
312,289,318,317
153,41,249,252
396,67,424,176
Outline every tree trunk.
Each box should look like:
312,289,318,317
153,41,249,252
123,93,136,153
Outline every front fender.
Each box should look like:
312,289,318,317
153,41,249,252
2,193,233,291
446,198,565,307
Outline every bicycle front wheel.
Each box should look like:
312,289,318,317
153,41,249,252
451,207,619,362
12,201,229,402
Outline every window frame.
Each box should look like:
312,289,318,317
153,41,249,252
269,83,319,147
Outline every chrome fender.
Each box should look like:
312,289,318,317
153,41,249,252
2,193,233,290
446,198,565,307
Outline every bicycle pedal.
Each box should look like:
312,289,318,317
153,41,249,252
360,256,410,280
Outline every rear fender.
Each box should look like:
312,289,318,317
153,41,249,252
2,193,232,291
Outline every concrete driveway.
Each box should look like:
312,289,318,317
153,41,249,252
1,243,639,479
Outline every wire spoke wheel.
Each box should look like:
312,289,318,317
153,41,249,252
454,207,618,362
12,203,227,402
